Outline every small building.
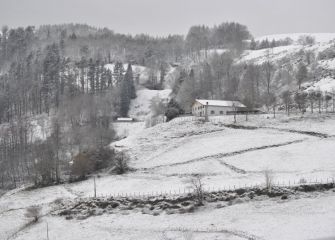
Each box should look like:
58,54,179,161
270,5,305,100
192,99,247,116
116,117,134,122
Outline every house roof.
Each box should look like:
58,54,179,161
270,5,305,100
195,99,246,108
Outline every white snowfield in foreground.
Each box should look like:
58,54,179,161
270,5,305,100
1,114,335,240
2,190,335,240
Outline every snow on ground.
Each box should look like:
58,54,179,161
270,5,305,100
238,45,302,65
109,113,335,191
305,77,335,92
238,41,334,66
6,191,335,240
2,114,335,240
113,121,145,139
133,127,306,169
224,137,335,178
319,58,335,70
113,86,172,139
256,33,335,43
128,88,171,120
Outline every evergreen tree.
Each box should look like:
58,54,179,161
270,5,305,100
119,63,137,117
100,67,107,92
250,38,257,50
296,63,308,90
43,43,61,110
159,63,167,89
125,63,136,99
88,58,95,94
113,61,124,86
120,79,130,117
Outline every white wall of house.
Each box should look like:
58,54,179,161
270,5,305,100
192,102,235,116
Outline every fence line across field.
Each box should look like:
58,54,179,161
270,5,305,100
88,177,335,199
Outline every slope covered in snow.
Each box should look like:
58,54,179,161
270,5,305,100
2,114,335,240
305,76,335,92
256,33,335,43
128,88,171,120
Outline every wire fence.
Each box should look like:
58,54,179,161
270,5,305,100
88,177,335,199
171,111,335,125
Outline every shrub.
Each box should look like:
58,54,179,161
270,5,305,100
71,147,115,179
318,47,335,60
165,107,180,122
190,175,205,205
299,178,307,184
298,35,315,45
165,99,184,122
114,152,130,174
71,152,93,180
25,206,42,222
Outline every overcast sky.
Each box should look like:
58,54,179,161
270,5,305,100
1,0,335,37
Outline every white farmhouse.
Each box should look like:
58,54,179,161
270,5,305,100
192,99,247,116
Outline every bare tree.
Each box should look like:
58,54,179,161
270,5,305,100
281,90,291,116
264,169,273,191
114,151,130,175
263,60,274,96
190,175,205,205
308,91,317,113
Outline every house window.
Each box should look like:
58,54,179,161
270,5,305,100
220,111,224,115
211,110,215,115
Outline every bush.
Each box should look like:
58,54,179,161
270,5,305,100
114,152,130,174
71,152,93,180
165,107,180,122
165,99,184,122
25,206,42,222
71,148,115,179
318,47,335,60
189,175,204,205
298,35,315,45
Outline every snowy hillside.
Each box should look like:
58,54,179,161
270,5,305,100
305,76,335,92
238,40,334,66
256,33,335,43
2,114,335,240
236,33,335,94
128,88,171,120
113,88,171,138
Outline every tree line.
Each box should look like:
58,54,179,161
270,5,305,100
0,37,137,188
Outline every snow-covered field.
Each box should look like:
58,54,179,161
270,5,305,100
1,113,335,239
3,190,335,240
